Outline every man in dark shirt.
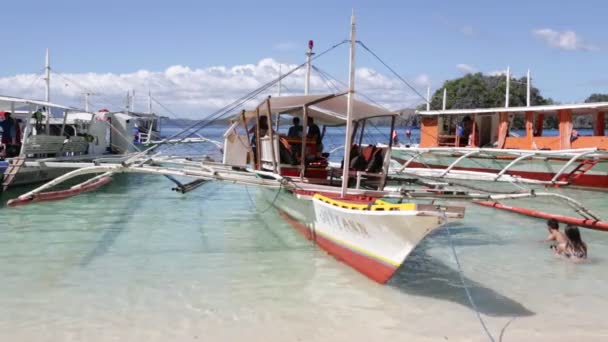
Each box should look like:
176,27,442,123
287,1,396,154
287,117,303,138
307,117,323,153
1,112,15,144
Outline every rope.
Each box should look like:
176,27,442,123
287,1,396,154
244,180,284,214
167,40,350,143
357,41,429,105
442,213,496,342
52,71,124,110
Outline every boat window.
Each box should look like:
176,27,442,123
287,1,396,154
539,113,558,136
509,113,526,137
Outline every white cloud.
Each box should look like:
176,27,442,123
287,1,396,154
413,74,431,87
0,59,430,117
532,28,597,51
456,63,477,74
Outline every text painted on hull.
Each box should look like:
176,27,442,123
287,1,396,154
317,208,370,237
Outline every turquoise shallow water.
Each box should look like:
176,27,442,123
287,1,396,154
1,127,608,341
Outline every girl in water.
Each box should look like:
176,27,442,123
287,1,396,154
553,225,587,261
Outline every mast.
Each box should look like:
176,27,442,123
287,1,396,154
125,91,131,112
426,86,431,111
44,49,51,134
277,64,282,96
85,93,90,112
44,49,50,103
305,40,314,95
341,11,356,197
148,90,152,114
131,90,136,112
442,88,447,110
526,69,531,107
505,66,510,108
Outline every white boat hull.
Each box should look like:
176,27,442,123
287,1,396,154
262,187,460,283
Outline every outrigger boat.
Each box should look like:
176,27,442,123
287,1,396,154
5,14,469,284
389,101,608,190
6,14,608,284
0,96,159,192
0,50,163,192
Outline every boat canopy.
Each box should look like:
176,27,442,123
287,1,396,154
237,93,397,125
417,102,608,116
0,95,77,112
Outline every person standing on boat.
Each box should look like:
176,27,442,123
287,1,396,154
1,112,16,145
33,109,44,133
248,115,269,163
307,117,322,153
249,115,269,143
459,116,478,147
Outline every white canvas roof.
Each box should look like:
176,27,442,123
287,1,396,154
417,102,608,116
0,95,78,112
237,93,396,125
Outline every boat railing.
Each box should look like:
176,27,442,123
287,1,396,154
394,146,608,185
137,132,149,144
22,135,89,157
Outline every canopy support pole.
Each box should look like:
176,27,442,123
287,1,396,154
266,97,278,173
300,106,309,181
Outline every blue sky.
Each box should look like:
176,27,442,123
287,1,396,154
1,0,607,116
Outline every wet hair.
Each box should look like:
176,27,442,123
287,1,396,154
565,225,587,257
462,116,471,122
293,117,300,124
308,116,314,123
547,218,559,230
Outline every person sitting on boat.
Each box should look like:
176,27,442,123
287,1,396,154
552,225,587,260
544,218,568,248
307,116,322,153
287,117,303,138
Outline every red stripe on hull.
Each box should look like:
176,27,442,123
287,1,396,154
277,210,314,240
405,161,608,189
314,232,397,284
277,209,397,284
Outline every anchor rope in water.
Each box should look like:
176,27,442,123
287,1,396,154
442,211,496,342
244,178,285,214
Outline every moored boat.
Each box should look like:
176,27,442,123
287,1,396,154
263,186,463,283
390,102,608,189
217,13,466,283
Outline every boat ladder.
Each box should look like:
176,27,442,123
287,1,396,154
558,159,599,184
2,157,25,192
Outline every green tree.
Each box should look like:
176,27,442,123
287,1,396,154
421,73,552,111
584,93,608,103
417,73,554,129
